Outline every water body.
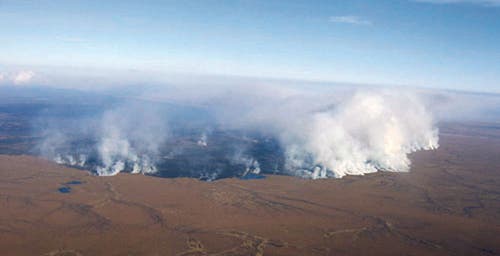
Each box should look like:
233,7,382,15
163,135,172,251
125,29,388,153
58,187,71,193
57,180,83,193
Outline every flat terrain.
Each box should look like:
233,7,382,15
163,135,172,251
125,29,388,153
0,123,499,255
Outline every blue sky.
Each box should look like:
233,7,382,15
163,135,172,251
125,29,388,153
0,0,499,92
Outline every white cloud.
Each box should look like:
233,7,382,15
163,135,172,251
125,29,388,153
413,0,500,6
329,16,372,26
0,70,36,85
13,70,35,84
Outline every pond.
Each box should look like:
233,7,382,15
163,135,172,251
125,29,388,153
58,186,72,193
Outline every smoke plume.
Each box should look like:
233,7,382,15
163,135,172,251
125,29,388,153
38,102,169,176
36,83,440,180
94,105,168,175
278,91,438,178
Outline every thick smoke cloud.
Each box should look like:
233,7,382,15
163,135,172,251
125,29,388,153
37,83,440,179
178,86,439,178
279,91,438,178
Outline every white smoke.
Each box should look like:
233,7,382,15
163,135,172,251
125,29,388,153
36,80,441,179
175,85,439,178
54,154,87,167
231,150,262,176
278,91,438,178
94,104,168,176
36,101,169,176
197,132,208,147
133,85,440,179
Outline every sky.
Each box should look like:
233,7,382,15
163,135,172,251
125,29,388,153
0,0,499,92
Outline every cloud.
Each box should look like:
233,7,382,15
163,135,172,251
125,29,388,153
13,70,35,84
0,70,36,85
413,0,500,6
329,16,372,26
